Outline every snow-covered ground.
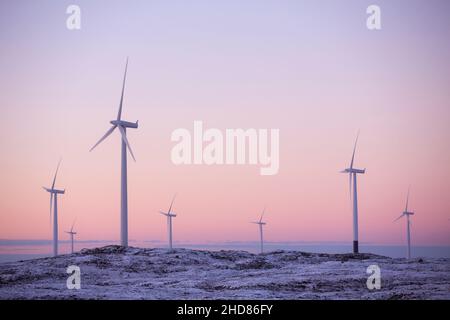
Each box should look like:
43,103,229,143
0,245,449,299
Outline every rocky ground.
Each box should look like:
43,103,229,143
0,245,449,299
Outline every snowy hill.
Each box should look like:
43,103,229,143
0,245,449,299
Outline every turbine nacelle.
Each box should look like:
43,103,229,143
341,168,366,174
42,187,65,194
110,120,139,129
394,211,415,222
159,211,177,217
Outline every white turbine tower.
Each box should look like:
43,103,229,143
90,58,138,247
65,220,77,254
394,188,415,259
341,132,365,254
159,194,177,250
43,160,65,257
251,208,266,254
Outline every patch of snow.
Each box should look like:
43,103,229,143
0,245,448,299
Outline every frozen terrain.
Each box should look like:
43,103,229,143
0,245,449,299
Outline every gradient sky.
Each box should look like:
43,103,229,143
0,0,449,246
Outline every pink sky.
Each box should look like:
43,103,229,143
0,0,449,245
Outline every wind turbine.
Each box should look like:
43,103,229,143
42,159,65,257
90,58,138,247
65,220,77,254
159,194,177,250
341,132,365,254
251,208,266,254
394,188,415,259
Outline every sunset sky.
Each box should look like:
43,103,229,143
0,0,449,246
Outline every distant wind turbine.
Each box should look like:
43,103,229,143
90,58,138,247
341,132,365,254
42,159,65,257
159,194,177,250
65,220,77,254
394,188,415,259
251,208,267,254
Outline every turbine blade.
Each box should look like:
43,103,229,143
90,126,116,152
168,193,177,214
71,218,76,233
117,58,129,121
394,213,405,222
118,125,136,161
51,159,62,189
350,131,360,169
405,186,410,212
159,211,169,216
260,207,266,223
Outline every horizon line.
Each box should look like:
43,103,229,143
1,239,449,247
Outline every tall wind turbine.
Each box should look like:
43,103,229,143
251,208,266,254
65,220,77,254
341,132,365,254
159,194,177,250
90,58,138,247
394,188,415,259
43,160,65,257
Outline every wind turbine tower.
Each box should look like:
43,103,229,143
65,220,77,254
43,160,65,256
251,208,267,254
395,188,415,259
90,58,138,247
159,194,177,250
341,132,365,254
